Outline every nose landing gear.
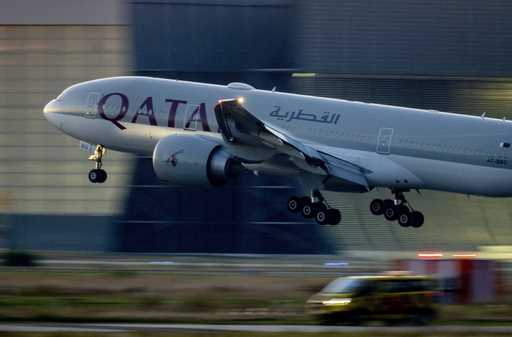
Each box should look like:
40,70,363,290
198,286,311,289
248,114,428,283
287,190,342,226
370,190,424,228
88,145,108,183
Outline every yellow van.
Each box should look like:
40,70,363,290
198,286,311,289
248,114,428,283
306,275,438,325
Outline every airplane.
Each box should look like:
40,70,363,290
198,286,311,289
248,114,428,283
43,76,512,228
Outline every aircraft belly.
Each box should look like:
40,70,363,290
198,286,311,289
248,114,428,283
51,114,158,155
363,155,423,189
392,155,512,197
312,145,512,197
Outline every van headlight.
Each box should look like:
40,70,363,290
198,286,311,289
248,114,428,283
322,298,352,306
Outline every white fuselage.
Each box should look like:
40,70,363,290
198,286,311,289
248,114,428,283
44,76,512,197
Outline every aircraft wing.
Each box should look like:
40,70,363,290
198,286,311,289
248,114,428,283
214,99,370,189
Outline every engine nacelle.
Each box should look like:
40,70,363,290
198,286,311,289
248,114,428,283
152,134,237,186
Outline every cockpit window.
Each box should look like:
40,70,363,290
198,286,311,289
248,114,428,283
84,92,100,118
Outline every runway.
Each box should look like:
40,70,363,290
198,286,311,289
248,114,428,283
29,252,391,276
1,323,512,334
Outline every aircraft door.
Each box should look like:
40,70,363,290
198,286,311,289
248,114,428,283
377,128,393,154
84,92,100,118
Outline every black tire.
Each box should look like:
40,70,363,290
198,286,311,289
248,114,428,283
411,211,424,228
383,201,398,221
398,210,412,227
301,199,315,219
88,169,99,183
98,169,107,183
370,198,384,215
287,196,300,213
314,203,328,225
327,208,342,225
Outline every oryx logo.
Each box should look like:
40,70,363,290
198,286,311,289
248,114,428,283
166,150,184,167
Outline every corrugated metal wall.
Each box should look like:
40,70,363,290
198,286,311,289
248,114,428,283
5,0,509,253
292,0,512,251
133,0,295,72
126,0,512,253
292,76,512,118
123,0,334,253
322,190,512,251
0,25,132,251
0,26,132,216
296,0,512,77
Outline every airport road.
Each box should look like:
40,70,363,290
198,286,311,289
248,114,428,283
1,323,512,334
33,254,390,276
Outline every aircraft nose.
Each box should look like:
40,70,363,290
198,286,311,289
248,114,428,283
43,99,57,114
43,99,61,126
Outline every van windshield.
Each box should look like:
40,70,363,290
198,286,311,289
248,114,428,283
322,278,363,293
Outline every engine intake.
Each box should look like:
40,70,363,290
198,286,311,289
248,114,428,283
152,134,238,186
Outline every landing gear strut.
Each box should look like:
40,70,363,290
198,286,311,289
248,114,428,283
287,190,342,226
88,145,107,183
370,190,424,228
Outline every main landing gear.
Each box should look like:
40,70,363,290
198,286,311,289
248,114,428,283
287,190,341,226
88,145,108,184
369,190,424,228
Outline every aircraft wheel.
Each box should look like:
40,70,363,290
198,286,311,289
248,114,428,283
88,169,99,183
398,210,412,227
287,196,300,213
97,169,107,183
314,204,328,225
89,169,107,183
327,209,342,225
383,200,398,221
410,211,424,228
301,198,315,219
370,198,384,215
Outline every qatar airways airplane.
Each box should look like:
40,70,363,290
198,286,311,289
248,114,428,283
43,76,512,227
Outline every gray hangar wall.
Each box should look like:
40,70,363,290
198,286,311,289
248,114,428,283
292,0,512,251
119,0,334,254
120,0,512,253
1,0,132,252
6,0,512,253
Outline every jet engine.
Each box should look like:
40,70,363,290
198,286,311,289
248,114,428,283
152,134,239,186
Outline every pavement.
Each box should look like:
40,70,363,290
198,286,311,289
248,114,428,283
29,253,391,276
1,323,512,334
